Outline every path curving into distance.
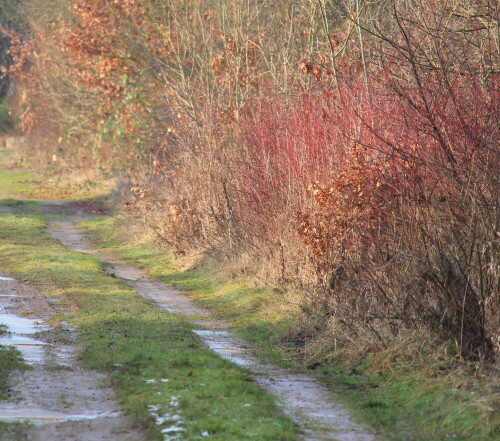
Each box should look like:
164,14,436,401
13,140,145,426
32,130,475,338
46,201,378,441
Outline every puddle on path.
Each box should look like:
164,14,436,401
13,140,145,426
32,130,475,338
0,333,47,364
193,330,255,368
0,293,49,365
0,276,14,281
48,218,379,441
106,264,147,281
0,272,147,441
0,278,67,366
0,405,121,424
0,313,46,335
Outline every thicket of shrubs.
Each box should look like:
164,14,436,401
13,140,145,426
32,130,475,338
3,0,498,361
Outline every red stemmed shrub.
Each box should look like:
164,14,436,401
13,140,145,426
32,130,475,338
5,0,498,360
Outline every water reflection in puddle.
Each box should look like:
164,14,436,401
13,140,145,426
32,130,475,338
0,313,48,364
193,330,255,368
0,276,14,281
0,314,46,334
0,405,121,425
106,265,145,281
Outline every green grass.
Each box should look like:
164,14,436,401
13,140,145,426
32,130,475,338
81,216,500,441
0,147,116,202
0,98,14,133
0,346,25,400
0,171,30,410
0,168,113,203
0,169,41,199
0,207,299,440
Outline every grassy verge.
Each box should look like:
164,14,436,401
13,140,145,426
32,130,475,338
81,216,500,441
0,167,41,199
0,98,14,133
0,146,116,202
0,165,29,409
0,198,299,440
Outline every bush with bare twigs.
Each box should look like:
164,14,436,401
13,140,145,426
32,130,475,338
4,0,498,361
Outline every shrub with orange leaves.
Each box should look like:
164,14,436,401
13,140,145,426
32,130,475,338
5,0,498,362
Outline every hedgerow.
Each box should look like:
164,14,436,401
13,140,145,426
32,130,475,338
3,0,498,361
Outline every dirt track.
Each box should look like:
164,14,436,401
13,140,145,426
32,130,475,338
0,199,379,441
0,273,146,441
46,205,377,441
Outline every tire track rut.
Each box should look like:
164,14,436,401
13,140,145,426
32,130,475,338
48,209,377,441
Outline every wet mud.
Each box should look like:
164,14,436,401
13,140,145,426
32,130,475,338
0,274,146,441
48,217,378,441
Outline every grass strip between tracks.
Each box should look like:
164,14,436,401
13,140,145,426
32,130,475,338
0,199,299,441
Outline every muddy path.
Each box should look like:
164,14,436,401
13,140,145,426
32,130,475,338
47,207,378,441
0,274,146,440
